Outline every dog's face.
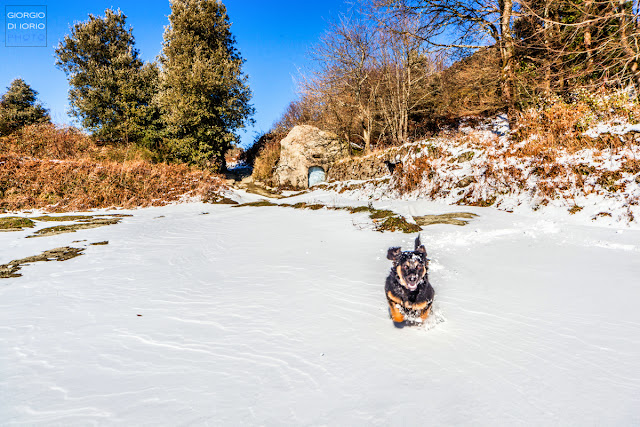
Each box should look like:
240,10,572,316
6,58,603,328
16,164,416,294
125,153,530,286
387,236,428,291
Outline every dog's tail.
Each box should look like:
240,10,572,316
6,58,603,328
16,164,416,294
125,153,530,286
414,234,422,250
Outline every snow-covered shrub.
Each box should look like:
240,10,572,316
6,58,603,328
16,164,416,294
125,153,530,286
513,89,640,155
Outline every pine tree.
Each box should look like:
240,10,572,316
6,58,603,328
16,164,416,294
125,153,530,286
158,0,254,171
55,9,158,143
0,78,50,136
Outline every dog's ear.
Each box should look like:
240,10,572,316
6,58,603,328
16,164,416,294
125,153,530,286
415,235,427,258
387,247,401,261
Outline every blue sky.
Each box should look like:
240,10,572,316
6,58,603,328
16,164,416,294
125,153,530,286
0,0,352,147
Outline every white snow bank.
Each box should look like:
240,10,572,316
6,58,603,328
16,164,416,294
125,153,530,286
584,122,640,138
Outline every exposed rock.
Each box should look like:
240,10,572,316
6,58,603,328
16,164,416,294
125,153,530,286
455,151,475,163
456,176,476,188
273,125,348,189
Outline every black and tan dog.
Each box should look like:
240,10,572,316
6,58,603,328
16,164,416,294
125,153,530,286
385,235,434,325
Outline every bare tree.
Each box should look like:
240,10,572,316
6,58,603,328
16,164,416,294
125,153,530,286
372,0,519,116
517,0,640,98
377,14,441,144
303,15,381,152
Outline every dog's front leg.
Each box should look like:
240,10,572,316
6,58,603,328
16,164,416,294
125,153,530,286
419,304,432,321
387,299,405,323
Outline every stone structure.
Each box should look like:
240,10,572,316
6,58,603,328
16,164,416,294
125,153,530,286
327,154,392,182
273,125,348,188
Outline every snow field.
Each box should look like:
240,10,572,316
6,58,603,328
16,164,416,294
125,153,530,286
1,192,640,425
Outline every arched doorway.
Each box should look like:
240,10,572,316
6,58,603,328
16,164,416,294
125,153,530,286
308,166,326,187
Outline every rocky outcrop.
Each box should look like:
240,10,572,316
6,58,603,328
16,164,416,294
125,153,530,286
273,125,348,188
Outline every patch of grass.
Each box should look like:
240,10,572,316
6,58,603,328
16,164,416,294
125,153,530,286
233,200,278,208
374,216,422,233
592,212,612,220
0,217,35,231
233,198,422,233
1,246,84,278
303,203,325,210
348,205,373,213
31,215,96,222
347,204,422,233
235,181,284,199
468,196,497,207
90,241,109,245
369,209,396,219
414,212,478,226
204,195,239,205
27,218,121,238
282,191,309,199
338,182,366,194
288,202,325,210
568,205,583,214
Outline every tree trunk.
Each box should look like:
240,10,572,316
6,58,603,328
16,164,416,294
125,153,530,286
499,0,515,120
543,2,552,95
617,0,640,98
584,0,595,74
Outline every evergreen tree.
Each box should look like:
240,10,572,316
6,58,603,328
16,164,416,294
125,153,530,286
0,78,50,136
158,0,254,171
54,9,158,143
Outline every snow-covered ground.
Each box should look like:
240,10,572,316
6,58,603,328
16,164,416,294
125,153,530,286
2,189,640,425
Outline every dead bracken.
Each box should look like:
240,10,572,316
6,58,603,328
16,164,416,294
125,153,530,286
0,246,85,278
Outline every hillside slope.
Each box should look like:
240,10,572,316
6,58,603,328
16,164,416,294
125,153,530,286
326,115,640,228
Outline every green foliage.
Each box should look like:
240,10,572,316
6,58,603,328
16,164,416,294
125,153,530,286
158,0,254,171
54,9,158,144
0,79,50,136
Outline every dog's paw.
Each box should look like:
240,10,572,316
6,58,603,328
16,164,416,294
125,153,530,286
392,320,406,329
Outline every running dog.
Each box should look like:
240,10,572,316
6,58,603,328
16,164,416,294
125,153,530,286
385,235,434,325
